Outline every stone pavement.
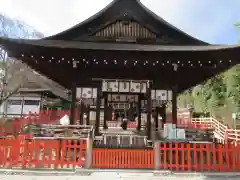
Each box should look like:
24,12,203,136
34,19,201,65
0,169,240,180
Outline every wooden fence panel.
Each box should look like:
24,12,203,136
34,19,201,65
91,148,154,169
0,137,87,169
157,142,240,172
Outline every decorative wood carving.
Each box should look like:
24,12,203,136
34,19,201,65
93,20,156,41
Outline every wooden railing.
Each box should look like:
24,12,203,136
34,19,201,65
226,129,240,143
3,110,240,144
191,117,240,144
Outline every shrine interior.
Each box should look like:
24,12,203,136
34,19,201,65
75,79,175,139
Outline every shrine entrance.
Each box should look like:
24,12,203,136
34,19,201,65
75,79,174,140
110,102,131,121
108,94,139,122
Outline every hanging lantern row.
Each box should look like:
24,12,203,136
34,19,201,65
21,53,233,68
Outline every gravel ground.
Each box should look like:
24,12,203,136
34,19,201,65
0,170,240,180
0,174,239,180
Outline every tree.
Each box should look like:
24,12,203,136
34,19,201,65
0,50,27,105
0,14,43,115
223,24,240,112
177,22,240,127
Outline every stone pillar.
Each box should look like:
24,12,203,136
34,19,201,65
70,83,76,125
146,81,152,140
103,93,108,129
95,85,101,136
137,94,142,131
172,86,177,125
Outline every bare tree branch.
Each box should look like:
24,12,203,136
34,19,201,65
0,13,69,115
0,13,44,108
0,85,22,105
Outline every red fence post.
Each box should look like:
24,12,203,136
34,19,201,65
225,143,230,171
217,144,224,172
230,143,236,171
237,144,240,171
154,141,160,170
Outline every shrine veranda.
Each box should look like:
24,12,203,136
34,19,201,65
0,0,240,141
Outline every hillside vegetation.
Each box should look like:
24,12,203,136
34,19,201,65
178,24,240,127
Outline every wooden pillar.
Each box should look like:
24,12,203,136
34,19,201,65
70,83,76,125
155,107,159,131
77,103,80,124
128,102,135,121
146,81,152,140
159,104,167,128
95,86,101,136
79,102,84,125
137,94,142,131
172,87,177,125
86,105,90,125
103,93,108,129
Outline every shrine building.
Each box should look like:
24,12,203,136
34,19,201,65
0,0,240,140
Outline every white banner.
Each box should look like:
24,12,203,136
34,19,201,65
76,88,97,98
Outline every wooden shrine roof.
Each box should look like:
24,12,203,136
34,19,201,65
43,0,208,45
0,37,239,93
1,38,240,52
0,0,239,93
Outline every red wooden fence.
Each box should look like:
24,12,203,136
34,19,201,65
91,148,154,169
90,143,240,171
157,142,240,172
0,136,239,171
0,136,87,169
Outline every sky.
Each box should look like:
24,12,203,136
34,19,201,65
0,0,239,44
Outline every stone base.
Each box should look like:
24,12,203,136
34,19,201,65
147,140,153,147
